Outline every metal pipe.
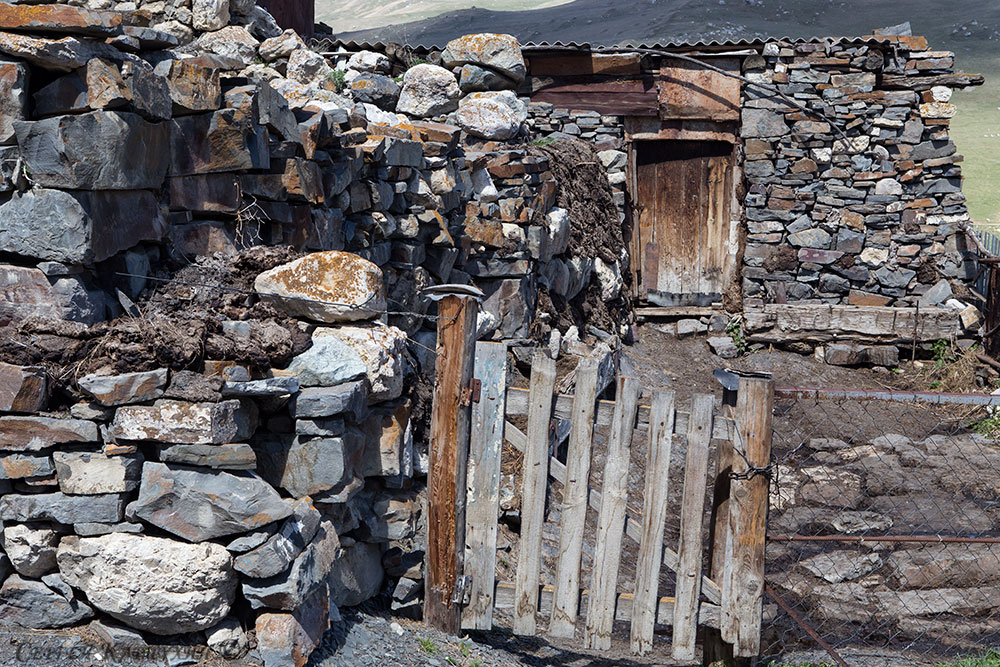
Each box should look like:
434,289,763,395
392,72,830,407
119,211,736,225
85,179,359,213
769,534,1000,544
774,386,1000,406
765,582,851,667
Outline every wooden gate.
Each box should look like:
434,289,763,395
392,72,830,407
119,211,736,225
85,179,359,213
632,139,736,306
449,341,774,660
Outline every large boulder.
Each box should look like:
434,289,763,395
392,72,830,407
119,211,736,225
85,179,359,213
441,33,526,83
57,533,237,634
395,64,460,118
455,97,520,141
254,251,386,323
14,111,169,189
314,324,407,402
133,462,292,542
0,188,166,264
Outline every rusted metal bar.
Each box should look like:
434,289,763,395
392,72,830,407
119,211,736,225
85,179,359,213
764,583,850,667
774,386,1000,406
769,534,1000,544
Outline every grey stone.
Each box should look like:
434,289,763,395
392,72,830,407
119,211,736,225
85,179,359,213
382,137,423,168
52,451,142,495
287,337,366,387
676,319,708,337
258,28,306,61
455,96,521,140
14,111,169,190
349,73,400,110
206,616,250,659
255,434,353,498
90,619,146,648
0,453,54,480
327,540,384,606
221,377,299,397
788,228,832,249
875,587,1000,617
133,462,292,542
874,266,916,289
189,26,259,65
78,369,167,407
0,416,94,453
800,550,881,583
887,544,1000,588
158,443,257,470
112,399,248,445
2,523,59,577
233,497,320,578
73,522,144,536
255,583,329,667
295,417,345,437
918,278,952,308
0,492,125,523
0,574,93,629
291,382,368,421
226,525,277,553
708,336,739,359
830,510,893,534
0,60,28,145
441,33,525,82
740,108,789,138
395,64,460,118
242,520,341,610
57,533,237,634
457,63,516,93
163,371,223,402
0,188,165,264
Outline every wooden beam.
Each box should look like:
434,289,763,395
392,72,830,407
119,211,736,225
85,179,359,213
672,394,715,661
424,294,479,634
586,376,640,650
513,353,556,636
505,386,736,441
721,377,774,656
494,581,721,629
461,342,507,631
742,304,960,344
549,358,600,639
630,390,676,655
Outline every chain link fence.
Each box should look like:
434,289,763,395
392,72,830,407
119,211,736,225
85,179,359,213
762,387,1000,664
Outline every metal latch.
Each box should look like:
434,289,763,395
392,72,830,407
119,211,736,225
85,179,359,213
451,575,472,605
461,379,482,406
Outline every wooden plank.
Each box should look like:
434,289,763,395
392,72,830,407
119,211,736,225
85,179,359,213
672,394,715,661
625,116,738,143
531,76,659,115
513,353,556,636
630,390,676,655
549,358,600,638
505,419,724,605
494,581,722,629
657,58,741,121
424,294,479,634
720,377,774,656
505,386,735,441
462,342,507,631
743,304,960,344
585,375,640,650
704,388,738,666
642,241,661,296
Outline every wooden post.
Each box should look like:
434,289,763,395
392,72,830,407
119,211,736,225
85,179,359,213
549,357,600,638
462,342,507,631
630,390,676,655
513,352,556,636
704,386,738,666
586,375,641,650
672,393,715,661
720,376,774,657
424,294,479,634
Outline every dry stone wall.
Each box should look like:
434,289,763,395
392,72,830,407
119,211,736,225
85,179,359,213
0,9,623,665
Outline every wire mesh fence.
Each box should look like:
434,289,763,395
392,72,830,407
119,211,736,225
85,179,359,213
762,387,1000,664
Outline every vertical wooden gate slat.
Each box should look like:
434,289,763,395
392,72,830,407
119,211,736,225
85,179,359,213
462,341,507,631
513,353,557,636
672,393,716,660
585,375,641,650
549,357,600,638
720,377,774,656
630,390,676,655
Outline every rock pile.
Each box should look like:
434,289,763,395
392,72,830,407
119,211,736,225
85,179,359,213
0,5,626,663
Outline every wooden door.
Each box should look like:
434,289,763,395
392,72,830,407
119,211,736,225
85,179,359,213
633,140,734,303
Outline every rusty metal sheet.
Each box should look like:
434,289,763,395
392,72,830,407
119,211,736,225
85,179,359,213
257,0,313,39
657,58,740,122
526,52,642,76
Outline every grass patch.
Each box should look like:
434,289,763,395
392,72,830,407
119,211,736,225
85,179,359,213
951,54,1000,227
937,649,1000,666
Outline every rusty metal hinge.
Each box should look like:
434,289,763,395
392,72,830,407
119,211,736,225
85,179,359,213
461,379,482,406
451,575,472,605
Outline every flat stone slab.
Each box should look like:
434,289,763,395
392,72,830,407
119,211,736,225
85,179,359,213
0,574,93,629
0,491,125,523
158,443,257,470
221,377,299,397
133,462,292,541
291,382,368,421
112,399,245,445
0,362,47,412
0,188,166,263
78,369,168,407
0,3,123,37
169,107,269,176
0,32,123,72
52,451,142,494
0,416,98,451
0,453,55,479
15,111,169,189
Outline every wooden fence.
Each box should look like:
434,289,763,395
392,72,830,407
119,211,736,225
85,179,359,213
424,296,774,661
